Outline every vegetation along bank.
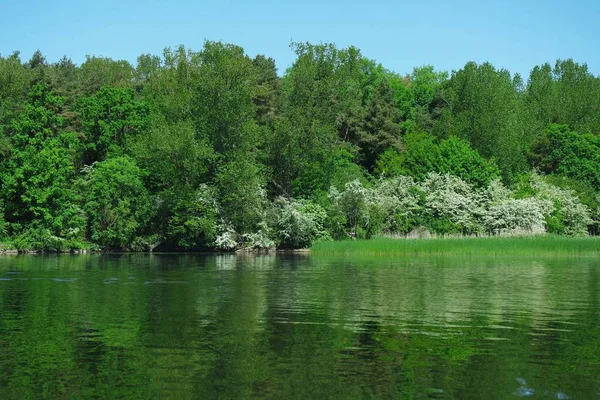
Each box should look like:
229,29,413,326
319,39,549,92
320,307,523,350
1,43,599,252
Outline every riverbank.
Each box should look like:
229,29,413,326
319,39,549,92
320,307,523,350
4,235,600,257
311,235,600,257
0,242,17,254
0,240,309,255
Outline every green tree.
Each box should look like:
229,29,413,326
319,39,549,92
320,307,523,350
78,56,135,93
271,43,369,196
410,65,449,133
215,156,266,234
356,81,403,170
527,59,600,135
46,56,80,101
190,41,258,156
0,82,83,238
440,62,533,181
80,156,153,250
132,119,215,248
0,52,31,148
376,132,499,187
77,86,150,164
252,54,280,126
529,124,600,190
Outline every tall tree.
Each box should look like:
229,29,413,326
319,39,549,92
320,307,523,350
356,81,403,170
439,62,533,181
78,56,135,93
409,65,449,133
77,86,150,164
527,59,600,135
0,82,83,237
252,54,280,126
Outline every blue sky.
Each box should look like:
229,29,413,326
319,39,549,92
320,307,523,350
1,0,598,78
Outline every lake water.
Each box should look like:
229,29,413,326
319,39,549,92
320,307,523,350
0,254,599,399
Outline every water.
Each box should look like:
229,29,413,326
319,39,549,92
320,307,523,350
0,254,599,399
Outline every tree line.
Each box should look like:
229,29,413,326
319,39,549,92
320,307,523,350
1,42,599,251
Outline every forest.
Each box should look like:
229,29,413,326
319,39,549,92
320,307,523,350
1,42,599,251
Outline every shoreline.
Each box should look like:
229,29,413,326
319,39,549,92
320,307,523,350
0,248,312,256
3,235,600,257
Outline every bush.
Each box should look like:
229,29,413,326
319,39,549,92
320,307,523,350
483,198,546,235
214,226,239,251
242,222,275,250
530,173,592,236
485,179,514,204
419,173,485,234
12,225,90,252
274,198,330,248
373,176,421,234
328,180,382,239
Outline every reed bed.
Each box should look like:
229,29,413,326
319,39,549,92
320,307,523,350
311,235,600,257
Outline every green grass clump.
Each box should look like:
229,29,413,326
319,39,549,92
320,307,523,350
311,235,600,257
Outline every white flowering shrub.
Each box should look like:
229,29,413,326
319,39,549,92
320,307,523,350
274,198,330,248
216,221,276,251
214,226,239,251
530,173,592,236
485,179,513,205
328,179,381,239
483,198,546,235
419,173,485,234
373,176,421,233
242,223,275,250
481,179,548,235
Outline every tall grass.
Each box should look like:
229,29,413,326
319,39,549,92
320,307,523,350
311,235,600,257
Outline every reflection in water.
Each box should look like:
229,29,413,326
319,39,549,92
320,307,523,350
0,254,599,398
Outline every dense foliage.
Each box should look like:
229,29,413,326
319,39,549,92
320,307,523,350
1,44,599,250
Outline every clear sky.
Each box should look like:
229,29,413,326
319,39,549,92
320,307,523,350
1,0,598,78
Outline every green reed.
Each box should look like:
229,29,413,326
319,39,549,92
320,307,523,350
311,235,600,257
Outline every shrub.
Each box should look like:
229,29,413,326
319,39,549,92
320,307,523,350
530,173,592,236
483,198,546,235
274,198,330,248
242,222,275,250
215,222,276,251
214,226,239,251
419,173,485,234
373,176,421,234
12,224,90,252
485,179,513,204
328,179,381,239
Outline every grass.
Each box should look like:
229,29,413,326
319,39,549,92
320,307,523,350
311,235,600,257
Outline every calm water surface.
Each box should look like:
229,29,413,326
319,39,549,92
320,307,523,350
0,254,599,399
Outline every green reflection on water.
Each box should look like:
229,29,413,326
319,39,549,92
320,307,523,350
0,254,599,399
